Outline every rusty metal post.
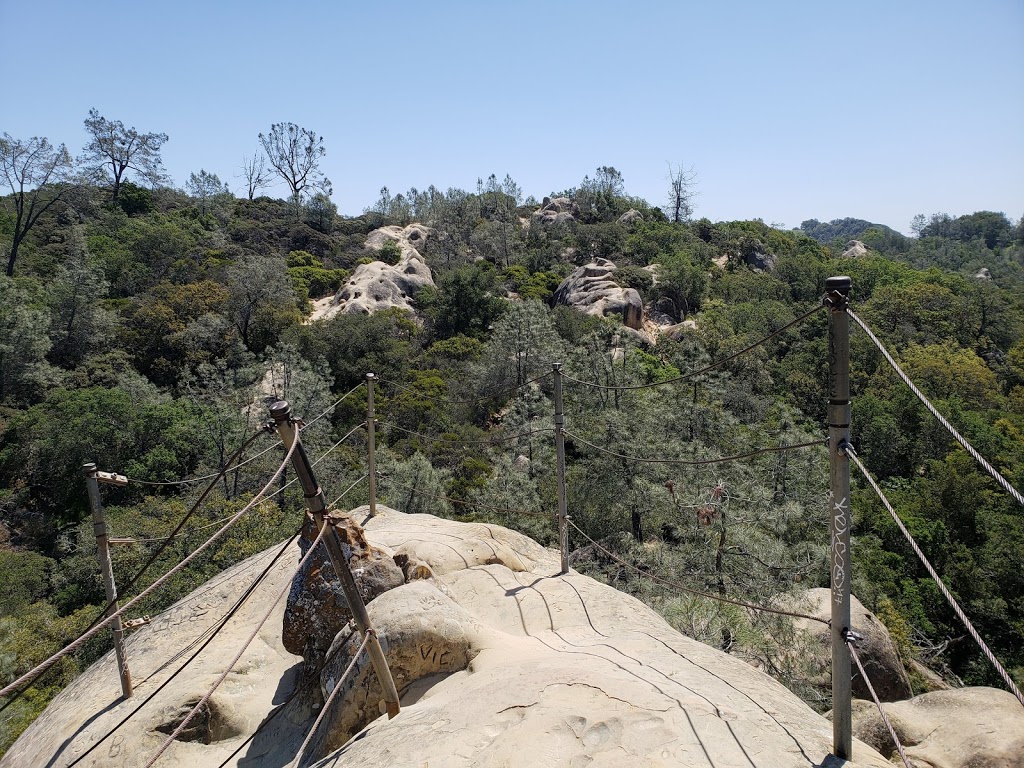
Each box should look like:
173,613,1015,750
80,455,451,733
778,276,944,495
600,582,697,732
83,463,133,699
366,373,377,518
825,276,852,760
553,363,569,574
268,400,400,719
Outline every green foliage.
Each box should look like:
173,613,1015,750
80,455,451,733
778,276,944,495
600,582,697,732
376,239,402,265
424,262,506,340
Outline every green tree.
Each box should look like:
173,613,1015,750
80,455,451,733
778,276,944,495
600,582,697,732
0,276,54,405
80,109,168,204
1,133,75,277
186,169,230,213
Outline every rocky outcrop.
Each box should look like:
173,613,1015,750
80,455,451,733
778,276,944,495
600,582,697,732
531,196,578,226
974,266,992,280
785,588,912,703
282,514,404,659
5,509,896,768
842,240,868,258
552,258,643,329
851,687,1024,767
617,208,644,226
312,224,434,320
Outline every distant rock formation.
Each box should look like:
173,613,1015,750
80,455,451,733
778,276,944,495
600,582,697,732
531,196,578,226
852,687,1024,767
842,240,869,258
552,258,643,330
311,224,434,321
616,208,644,226
974,266,992,280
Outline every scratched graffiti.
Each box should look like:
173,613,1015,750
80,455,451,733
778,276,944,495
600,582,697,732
831,493,848,605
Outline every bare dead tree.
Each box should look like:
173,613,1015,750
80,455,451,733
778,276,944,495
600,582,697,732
666,162,698,223
240,152,273,200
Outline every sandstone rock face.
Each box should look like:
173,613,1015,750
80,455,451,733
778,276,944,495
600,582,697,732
552,258,643,329
531,196,578,226
282,515,404,659
303,510,893,767
745,249,778,271
6,510,895,768
316,224,433,320
788,588,912,702
842,239,868,258
975,266,992,280
851,687,1024,768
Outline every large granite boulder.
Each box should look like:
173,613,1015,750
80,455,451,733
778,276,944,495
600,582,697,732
785,588,912,703
531,196,578,226
851,687,1024,767
552,258,643,329
315,224,434,320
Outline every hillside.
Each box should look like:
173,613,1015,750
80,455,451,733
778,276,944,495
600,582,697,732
2,159,1023,755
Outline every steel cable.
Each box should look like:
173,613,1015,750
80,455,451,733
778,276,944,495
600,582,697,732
291,632,372,768
847,446,1024,706
382,477,551,518
299,381,366,431
378,369,552,406
848,308,1024,507
143,508,329,767
562,304,825,392
568,520,830,626
845,636,913,768
0,437,298,702
62,527,302,768
379,422,553,446
565,431,826,466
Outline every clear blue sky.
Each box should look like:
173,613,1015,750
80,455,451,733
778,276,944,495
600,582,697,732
2,0,1021,233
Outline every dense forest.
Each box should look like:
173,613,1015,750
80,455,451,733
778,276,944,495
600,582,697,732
2,118,1023,753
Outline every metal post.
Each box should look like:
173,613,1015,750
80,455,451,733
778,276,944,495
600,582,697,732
83,463,133,699
553,364,569,575
366,373,377,519
268,400,400,719
825,276,852,760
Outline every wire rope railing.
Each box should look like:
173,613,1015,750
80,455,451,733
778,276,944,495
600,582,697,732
562,304,824,392
143,516,331,767
848,308,1024,507
0,437,298,702
382,476,551,518
567,519,830,626
299,381,366,430
379,421,554,446
291,632,373,768
846,445,1024,707
378,369,552,406
565,431,825,466
844,631,914,768
62,526,302,768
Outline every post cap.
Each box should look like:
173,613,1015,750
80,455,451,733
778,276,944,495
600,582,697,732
825,276,852,295
83,462,97,474
268,400,291,421
366,372,376,380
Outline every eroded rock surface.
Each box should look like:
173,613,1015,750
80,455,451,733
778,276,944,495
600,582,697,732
531,196,578,226
552,258,643,330
851,687,1024,768
315,224,433,320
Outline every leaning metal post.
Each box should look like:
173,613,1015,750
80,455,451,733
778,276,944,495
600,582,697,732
83,463,133,699
825,276,853,760
268,400,400,719
553,363,569,574
366,373,377,518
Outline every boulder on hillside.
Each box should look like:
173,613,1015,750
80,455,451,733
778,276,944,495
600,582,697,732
784,588,912,703
842,240,868,258
745,249,778,271
974,266,992,280
316,224,434,320
851,687,1024,767
552,258,643,330
531,196,578,226
617,208,644,226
